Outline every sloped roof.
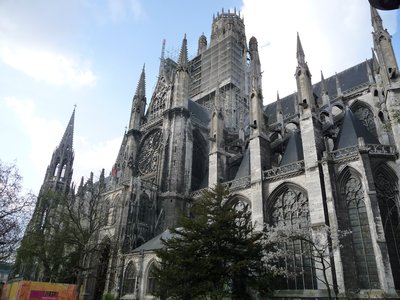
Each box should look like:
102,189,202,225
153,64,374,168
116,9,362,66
234,146,250,179
280,130,304,165
334,108,380,149
189,99,210,124
264,60,371,124
133,229,174,252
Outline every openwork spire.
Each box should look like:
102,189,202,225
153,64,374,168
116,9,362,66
60,107,75,149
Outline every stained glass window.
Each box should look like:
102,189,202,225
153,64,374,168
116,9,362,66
269,185,317,290
122,262,137,295
341,172,380,289
375,167,400,289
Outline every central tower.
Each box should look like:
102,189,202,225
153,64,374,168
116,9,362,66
190,9,249,131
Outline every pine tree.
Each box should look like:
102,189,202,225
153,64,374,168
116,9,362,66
155,184,271,300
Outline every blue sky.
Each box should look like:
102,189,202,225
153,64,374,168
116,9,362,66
0,0,398,194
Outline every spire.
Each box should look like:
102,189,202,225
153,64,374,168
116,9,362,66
320,71,330,107
370,6,383,32
296,32,306,65
335,73,342,97
276,91,284,135
321,71,328,95
60,107,75,148
177,34,188,71
159,39,166,75
129,66,146,131
372,48,380,73
366,59,375,84
135,65,146,97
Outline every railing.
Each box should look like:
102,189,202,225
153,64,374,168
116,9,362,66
365,144,397,156
263,160,305,181
222,176,251,191
329,144,397,161
328,146,359,160
190,176,251,198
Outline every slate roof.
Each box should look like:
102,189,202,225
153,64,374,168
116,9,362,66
334,108,380,149
133,229,174,252
264,60,371,124
234,146,250,179
189,99,210,125
280,130,304,165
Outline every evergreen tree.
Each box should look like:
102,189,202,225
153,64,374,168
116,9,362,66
155,184,271,300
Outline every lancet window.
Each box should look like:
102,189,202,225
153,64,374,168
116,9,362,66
268,184,317,290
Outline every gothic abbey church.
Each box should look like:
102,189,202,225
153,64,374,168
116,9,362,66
22,7,400,299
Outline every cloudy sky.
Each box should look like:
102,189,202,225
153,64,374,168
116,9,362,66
0,0,398,194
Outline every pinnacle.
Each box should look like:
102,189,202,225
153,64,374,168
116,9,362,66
370,6,383,31
296,32,305,64
321,71,328,95
177,34,188,70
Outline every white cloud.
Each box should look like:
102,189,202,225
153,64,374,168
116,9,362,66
74,135,122,181
4,97,121,191
240,0,396,104
0,46,96,87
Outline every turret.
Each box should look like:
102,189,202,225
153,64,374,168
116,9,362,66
197,33,207,55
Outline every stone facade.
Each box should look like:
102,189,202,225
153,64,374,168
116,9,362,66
25,7,400,299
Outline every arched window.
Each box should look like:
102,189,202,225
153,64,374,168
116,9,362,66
191,129,209,190
146,262,157,295
338,169,379,289
375,165,400,289
54,163,60,178
138,193,150,223
60,164,66,179
267,184,317,290
122,262,137,295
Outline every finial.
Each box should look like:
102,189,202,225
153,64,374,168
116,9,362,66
73,104,77,110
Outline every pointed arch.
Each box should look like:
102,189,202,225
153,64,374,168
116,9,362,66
374,163,400,289
138,193,151,223
191,129,209,190
54,162,60,178
265,183,317,290
336,167,379,289
145,259,158,296
93,237,111,300
60,164,66,179
122,261,137,296
350,100,378,138
265,182,308,225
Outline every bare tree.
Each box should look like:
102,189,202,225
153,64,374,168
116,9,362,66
264,224,350,300
0,160,34,262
